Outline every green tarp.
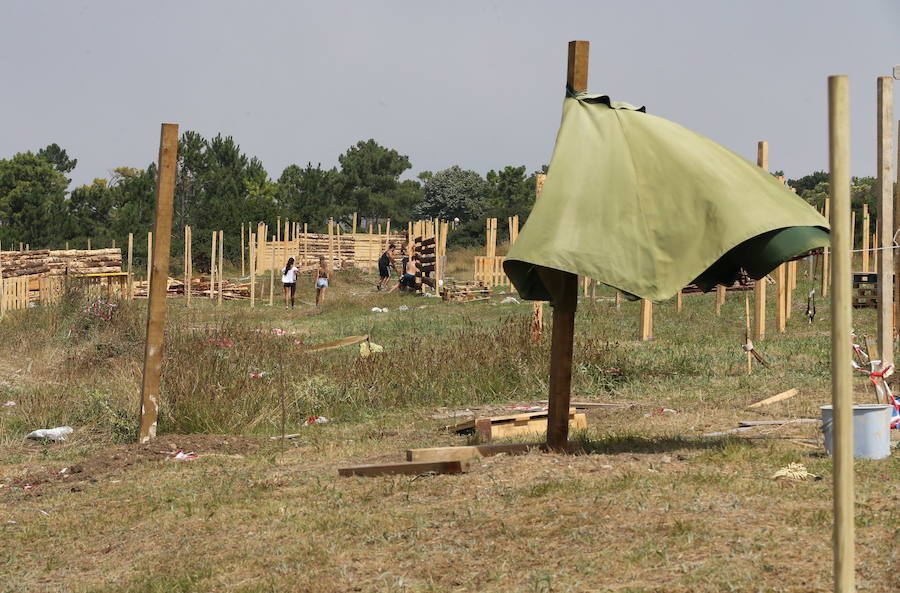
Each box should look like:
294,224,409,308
504,92,830,306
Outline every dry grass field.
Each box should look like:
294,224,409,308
0,262,897,592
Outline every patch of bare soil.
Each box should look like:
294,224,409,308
7,434,265,494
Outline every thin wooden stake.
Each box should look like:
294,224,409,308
744,292,753,375
137,123,179,444
269,235,275,305
241,222,245,277
861,203,870,273
218,230,224,307
250,232,255,308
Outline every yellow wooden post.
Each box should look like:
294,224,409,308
137,123,178,443
249,232,255,308
876,76,894,367
823,198,831,297
639,299,653,341
241,222,245,277
775,264,786,333
209,230,216,300
269,235,275,306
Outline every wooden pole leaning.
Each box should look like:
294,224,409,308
876,77,894,367
829,74,854,593
137,123,179,444
545,39,588,452
753,141,768,341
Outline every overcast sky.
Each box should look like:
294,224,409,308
2,0,898,189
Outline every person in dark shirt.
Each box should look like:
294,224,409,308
377,243,396,290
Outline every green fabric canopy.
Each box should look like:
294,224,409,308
504,92,830,306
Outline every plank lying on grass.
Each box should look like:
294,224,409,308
747,388,798,408
738,419,820,427
449,408,575,432
476,413,587,442
406,440,581,462
338,460,469,477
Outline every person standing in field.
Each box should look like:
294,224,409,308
281,257,299,308
377,243,396,290
315,256,329,307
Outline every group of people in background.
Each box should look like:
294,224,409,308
278,242,420,311
377,243,418,293
280,256,329,309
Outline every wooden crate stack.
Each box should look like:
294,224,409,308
441,280,491,302
852,272,878,308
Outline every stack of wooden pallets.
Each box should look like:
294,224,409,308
441,280,491,302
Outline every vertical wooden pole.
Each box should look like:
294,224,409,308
829,74,854,593
775,264,786,333
744,292,753,374
895,121,900,337
186,226,192,306
639,300,653,340
241,222,245,277
861,203,870,272
823,198,831,297
850,210,856,261
876,77,894,367
147,232,153,290
303,223,308,268
352,212,358,235
249,232,255,307
786,260,795,320
677,289,684,313
269,235,275,306
0,240,5,317
137,123,178,444
184,226,189,304
329,219,335,269
87,238,91,250
209,231,216,300
753,141,768,341
218,230,224,307
546,39,588,452
127,233,133,300
715,285,725,316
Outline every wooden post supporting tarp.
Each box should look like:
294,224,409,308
753,141,768,341
876,76,894,367
545,40,588,452
137,123,178,444
828,74,854,593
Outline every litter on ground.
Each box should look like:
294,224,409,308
25,426,74,441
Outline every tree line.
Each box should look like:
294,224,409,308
2,133,891,271
0,133,543,269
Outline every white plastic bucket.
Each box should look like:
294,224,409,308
820,404,893,460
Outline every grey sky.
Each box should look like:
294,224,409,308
2,0,898,189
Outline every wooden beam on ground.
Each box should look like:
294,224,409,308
137,123,178,444
828,74,854,593
876,77,894,368
338,460,468,477
477,413,587,442
747,388,799,408
406,441,578,463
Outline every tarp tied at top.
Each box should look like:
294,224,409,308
504,92,830,306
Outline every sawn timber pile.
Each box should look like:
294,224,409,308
1,249,122,279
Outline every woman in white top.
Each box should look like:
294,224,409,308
281,257,299,308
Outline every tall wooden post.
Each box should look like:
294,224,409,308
137,123,178,443
352,212,358,235
186,226,192,306
269,235,275,305
218,230,224,307
753,141,768,341
861,203,870,272
775,264,786,333
303,223,308,268
127,233,133,300
829,74,854,593
209,231,217,300
546,40,588,451
0,240,5,317
715,284,725,316
823,198,831,296
876,77,894,367
241,222,245,277
183,226,189,305
147,232,153,290
249,232,255,308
